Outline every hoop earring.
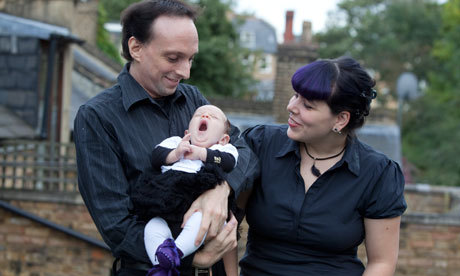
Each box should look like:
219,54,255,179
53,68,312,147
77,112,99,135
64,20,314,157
333,128,342,134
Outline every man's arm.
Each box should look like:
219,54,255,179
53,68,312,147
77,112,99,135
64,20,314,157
183,124,260,245
192,214,238,268
74,105,150,263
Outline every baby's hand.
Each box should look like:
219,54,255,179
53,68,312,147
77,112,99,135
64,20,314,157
166,134,192,164
175,133,192,156
184,144,207,161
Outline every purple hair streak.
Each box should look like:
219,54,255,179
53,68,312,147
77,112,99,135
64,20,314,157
291,60,338,101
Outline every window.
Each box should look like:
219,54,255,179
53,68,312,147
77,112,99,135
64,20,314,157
240,31,256,49
257,54,272,74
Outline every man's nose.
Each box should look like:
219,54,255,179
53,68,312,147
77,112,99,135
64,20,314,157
201,114,210,119
176,60,192,80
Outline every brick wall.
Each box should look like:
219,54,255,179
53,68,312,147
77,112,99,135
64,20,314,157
397,222,460,275
2,193,101,240
0,0,98,45
2,184,460,275
273,44,318,123
359,184,460,275
0,200,112,276
0,0,75,29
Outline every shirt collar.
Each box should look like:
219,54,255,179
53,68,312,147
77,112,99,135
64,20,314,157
274,133,361,176
275,137,301,159
119,63,185,111
340,136,361,176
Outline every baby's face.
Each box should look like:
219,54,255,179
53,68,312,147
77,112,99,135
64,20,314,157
187,105,228,148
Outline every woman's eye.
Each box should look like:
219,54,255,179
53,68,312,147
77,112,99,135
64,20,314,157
303,103,314,109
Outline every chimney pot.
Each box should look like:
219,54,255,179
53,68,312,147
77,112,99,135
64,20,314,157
284,10,294,43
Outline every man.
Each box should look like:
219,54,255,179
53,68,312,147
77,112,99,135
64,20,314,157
73,1,257,275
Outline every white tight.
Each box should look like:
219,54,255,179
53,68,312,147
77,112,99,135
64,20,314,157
144,212,206,265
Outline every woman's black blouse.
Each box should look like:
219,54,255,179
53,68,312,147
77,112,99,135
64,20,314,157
239,124,407,276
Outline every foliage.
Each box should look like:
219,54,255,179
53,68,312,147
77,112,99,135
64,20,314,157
429,0,460,97
96,3,123,65
99,0,139,22
402,0,460,186
317,0,459,186
316,0,442,101
184,0,255,98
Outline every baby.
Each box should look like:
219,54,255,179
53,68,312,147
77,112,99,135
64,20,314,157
131,105,239,276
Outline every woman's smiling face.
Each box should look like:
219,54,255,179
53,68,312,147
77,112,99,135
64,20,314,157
286,93,337,143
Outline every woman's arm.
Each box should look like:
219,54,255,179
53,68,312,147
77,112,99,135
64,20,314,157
363,216,402,276
222,247,238,276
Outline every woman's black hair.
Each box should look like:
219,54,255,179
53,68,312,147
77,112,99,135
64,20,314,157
291,56,377,134
120,0,199,62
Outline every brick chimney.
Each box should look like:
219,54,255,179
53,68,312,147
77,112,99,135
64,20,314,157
283,10,294,43
301,21,312,44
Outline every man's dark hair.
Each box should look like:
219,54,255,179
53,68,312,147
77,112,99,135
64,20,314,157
120,0,199,62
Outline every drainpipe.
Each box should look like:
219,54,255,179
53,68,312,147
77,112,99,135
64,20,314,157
40,35,58,140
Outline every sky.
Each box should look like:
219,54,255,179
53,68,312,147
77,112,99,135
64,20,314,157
235,0,341,43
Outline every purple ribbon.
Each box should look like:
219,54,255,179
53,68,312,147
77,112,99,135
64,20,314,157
146,238,182,276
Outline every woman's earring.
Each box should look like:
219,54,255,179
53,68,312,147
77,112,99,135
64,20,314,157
333,128,342,134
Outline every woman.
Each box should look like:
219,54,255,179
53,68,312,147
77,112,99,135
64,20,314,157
239,57,407,275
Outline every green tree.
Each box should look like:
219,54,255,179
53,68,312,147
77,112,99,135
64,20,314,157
184,0,254,98
316,0,442,100
97,3,123,64
402,0,460,186
99,0,138,22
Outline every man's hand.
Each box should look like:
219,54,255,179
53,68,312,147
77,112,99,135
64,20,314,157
192,214,238,268
183,181,231,245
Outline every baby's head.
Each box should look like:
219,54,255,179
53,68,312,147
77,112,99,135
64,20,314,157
186,105,230,148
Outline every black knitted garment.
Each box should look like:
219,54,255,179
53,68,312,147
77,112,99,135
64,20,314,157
131,163,236,237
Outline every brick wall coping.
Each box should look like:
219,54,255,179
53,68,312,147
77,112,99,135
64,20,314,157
0,199,110,250
0,189,84,204
405,183,460,196
403,183,460,226
402,212,460,226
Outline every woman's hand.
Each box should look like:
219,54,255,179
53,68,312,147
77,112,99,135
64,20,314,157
192,214,238,268
183,181,231,245
363,216,402,276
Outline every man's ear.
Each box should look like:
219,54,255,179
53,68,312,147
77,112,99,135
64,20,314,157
334,111,350,132
128,36,142,62
219,134,230,145
184,129,189,135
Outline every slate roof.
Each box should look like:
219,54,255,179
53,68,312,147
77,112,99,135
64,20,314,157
0,12,81,42
0,105,35,139
0,12,83,140
235,17,278,54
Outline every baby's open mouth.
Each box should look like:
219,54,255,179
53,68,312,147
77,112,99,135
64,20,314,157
199,121,208,131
